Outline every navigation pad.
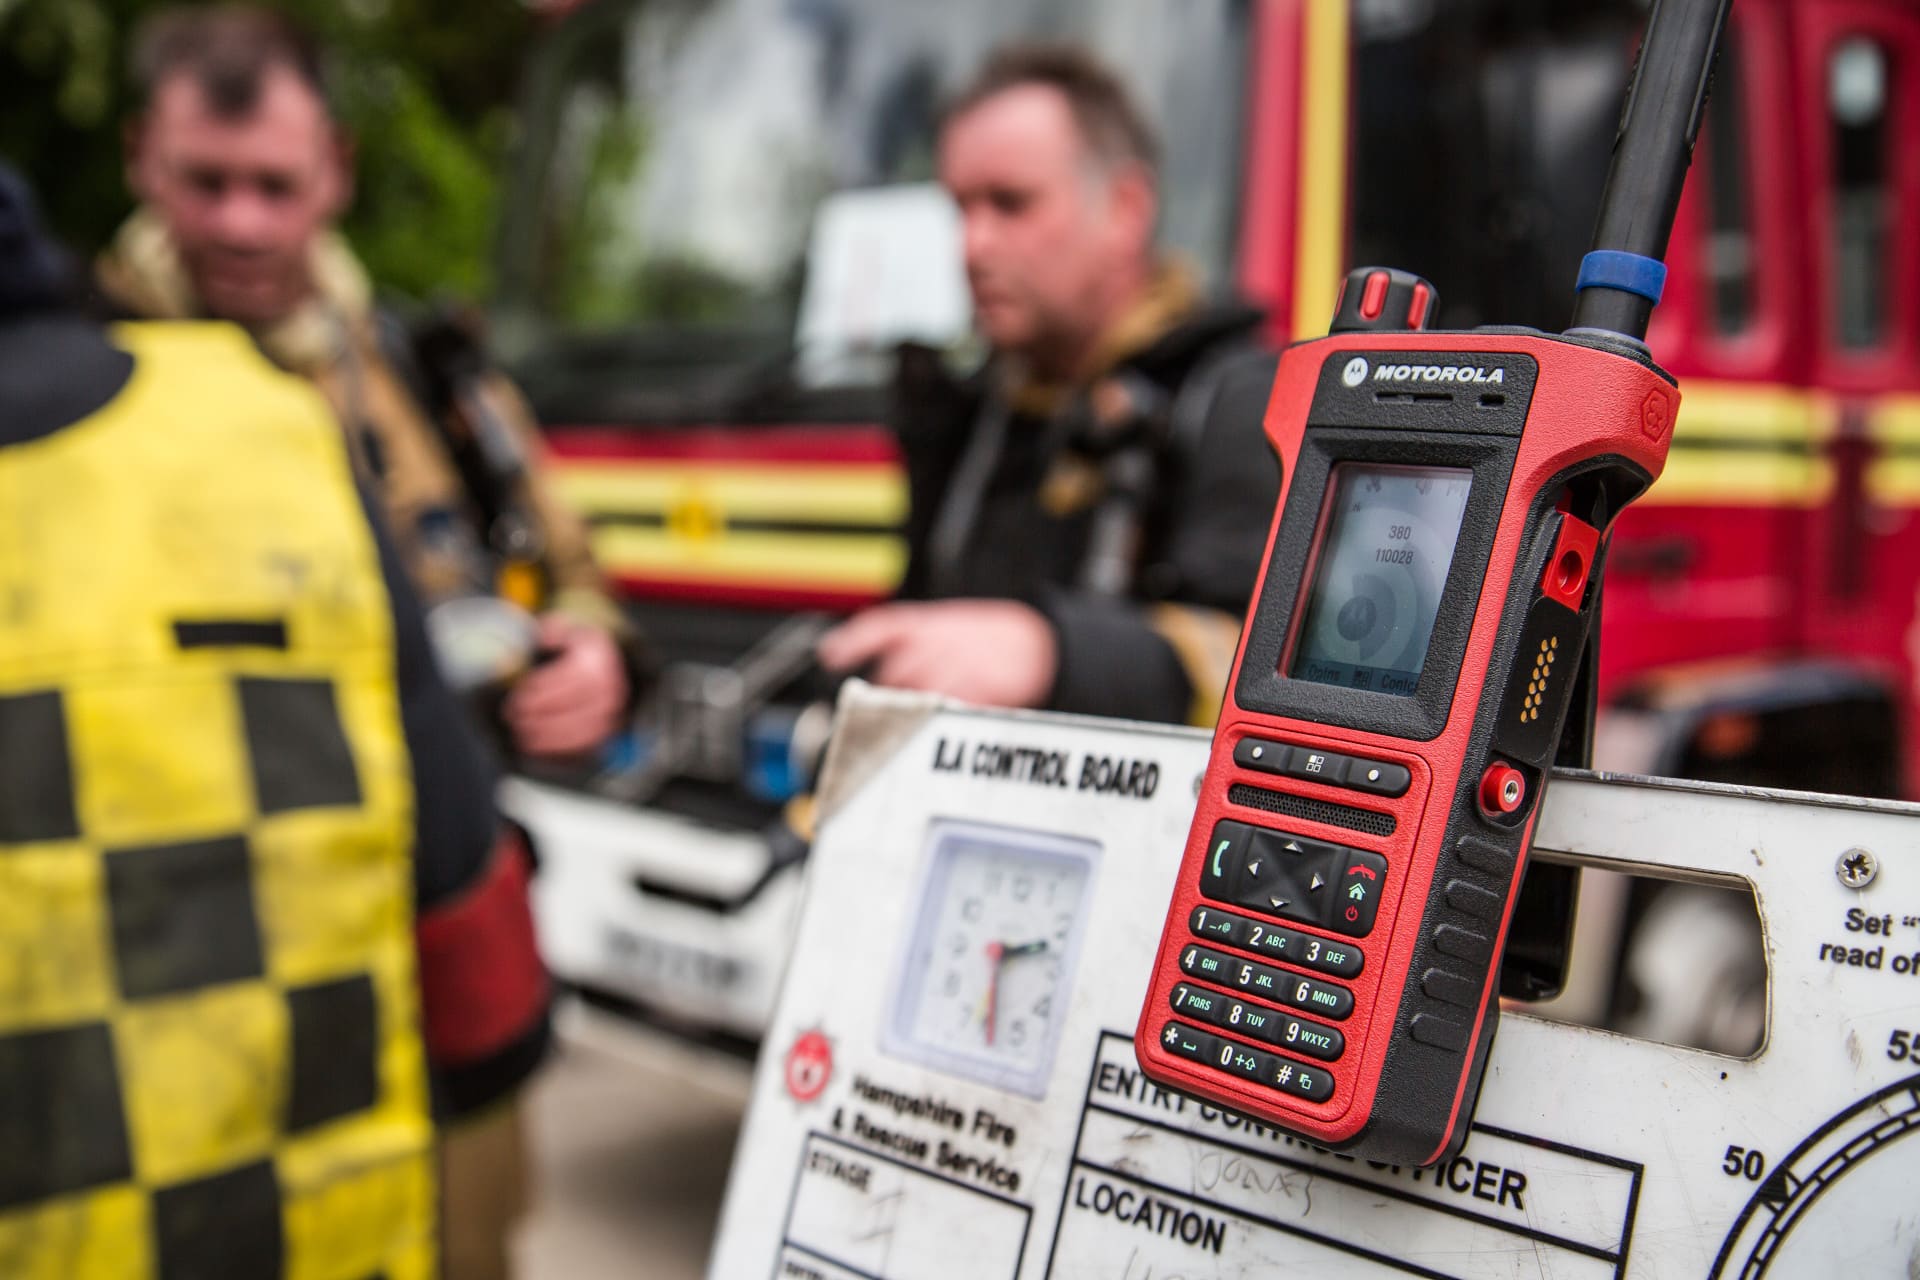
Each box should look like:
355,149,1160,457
1202,820,1388,937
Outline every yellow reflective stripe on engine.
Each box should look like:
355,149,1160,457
1865,393,1920,503
1638,379,1832,507
1291,0,1349,341
549,461,907,525
587,527,907,591
1666,381,1828,441
1871,394,1920,444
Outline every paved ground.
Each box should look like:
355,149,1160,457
515,1008,753,1279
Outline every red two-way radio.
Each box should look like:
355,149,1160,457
1134,0,1733,1165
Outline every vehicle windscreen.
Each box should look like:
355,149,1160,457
1349,1,1640,334
493,0,1250,422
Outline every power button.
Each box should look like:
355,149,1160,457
1330,850,1388,936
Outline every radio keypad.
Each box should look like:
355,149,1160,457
1171,984,1345,1060
1160,1020,1336,1102
1178,944,1354,1019
1202,820,1389,938
1182,809,1384,1107
1186,906,1363,978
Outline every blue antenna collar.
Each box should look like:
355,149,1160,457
1575,250,1668,304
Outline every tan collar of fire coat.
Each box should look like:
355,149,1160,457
1000,258,1203,419
98,207,376,378
97,209,624,630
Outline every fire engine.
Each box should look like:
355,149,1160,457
483,0,1920,1052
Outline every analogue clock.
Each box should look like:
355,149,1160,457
884,821,1099,1096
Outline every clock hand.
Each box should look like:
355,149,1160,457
979,940,1052,1046
981,940,1004,1046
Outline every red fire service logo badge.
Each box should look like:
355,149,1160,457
784,1029,833,1103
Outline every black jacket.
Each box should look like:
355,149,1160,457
893,302,1282,724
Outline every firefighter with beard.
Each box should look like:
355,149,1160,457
820,45,1280,727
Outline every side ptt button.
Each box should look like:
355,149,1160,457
1410,1013,1468,1052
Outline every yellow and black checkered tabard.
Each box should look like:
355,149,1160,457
0,323,435,1279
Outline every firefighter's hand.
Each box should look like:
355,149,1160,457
817,600,1057,708
505,614,630,758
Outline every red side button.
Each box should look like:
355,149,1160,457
1478,763,1526,817
1540,513,1601,611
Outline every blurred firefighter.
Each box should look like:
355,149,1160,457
93,9,590,1275
98,4,643,764
0,162,546,1277
819,44,1280,726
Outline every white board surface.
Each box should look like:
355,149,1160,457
711,686,1920,1279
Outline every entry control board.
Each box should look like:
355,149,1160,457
710,688,1920,1279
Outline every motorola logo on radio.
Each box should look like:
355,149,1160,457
1371,363,1507,385
1342,357,1370,386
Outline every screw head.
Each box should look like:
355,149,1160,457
1837,847,1878,889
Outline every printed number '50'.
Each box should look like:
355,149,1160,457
1722,1145,1765,1181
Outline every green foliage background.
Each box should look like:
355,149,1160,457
0,0,536,300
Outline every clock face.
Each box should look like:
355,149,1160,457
884,822,1099,1095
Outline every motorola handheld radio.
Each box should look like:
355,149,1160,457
1134,0,1732,1165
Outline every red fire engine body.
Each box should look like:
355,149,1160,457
495,0,1920,1044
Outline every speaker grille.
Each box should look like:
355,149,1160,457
1227,783,1397,837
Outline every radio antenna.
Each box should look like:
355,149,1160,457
1568,0,1735,342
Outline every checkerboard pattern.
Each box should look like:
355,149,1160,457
0,674,433,1280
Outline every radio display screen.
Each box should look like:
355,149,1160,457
1288,464,1473,695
